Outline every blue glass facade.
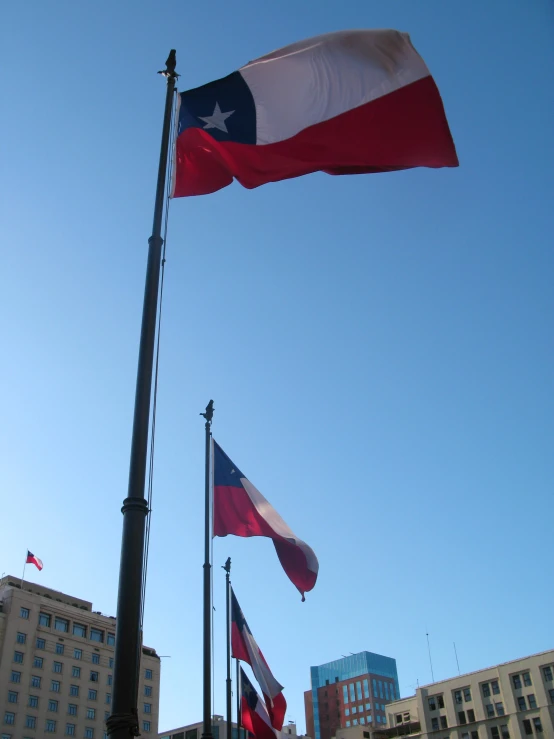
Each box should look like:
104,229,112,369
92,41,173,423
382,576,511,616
310,652,399,739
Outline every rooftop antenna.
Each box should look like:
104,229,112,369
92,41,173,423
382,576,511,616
426,632,435,683
453,642,460,675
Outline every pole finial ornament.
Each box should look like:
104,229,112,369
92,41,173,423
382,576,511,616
158,49,179,79
200,399,214,424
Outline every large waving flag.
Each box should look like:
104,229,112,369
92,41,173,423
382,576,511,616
213,440,318,599
232,588,286,730
172,29,458,196
240,668,277,739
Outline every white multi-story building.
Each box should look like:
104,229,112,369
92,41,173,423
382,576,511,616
0,575,160,739
353,648,554,739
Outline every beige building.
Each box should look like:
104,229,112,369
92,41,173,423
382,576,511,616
338,648,554,739
0,576,160,739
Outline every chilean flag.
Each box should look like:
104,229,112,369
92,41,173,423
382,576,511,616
26,551,43,571
240,667,277,739
232,588,286,730
212,440,318,599
172,29,458,196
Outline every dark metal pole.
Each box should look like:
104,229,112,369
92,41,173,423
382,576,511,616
107,51,178,739
201,400,215,739
223,557,232,739
236,658,242,739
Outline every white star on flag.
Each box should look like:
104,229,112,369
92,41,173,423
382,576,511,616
199,102,235,133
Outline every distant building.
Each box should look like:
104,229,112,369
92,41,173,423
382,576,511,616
304,652,400,739
0,575,160,738
159,716,304,739
370,648,554,738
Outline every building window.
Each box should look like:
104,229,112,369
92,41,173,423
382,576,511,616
431,718,439,731
495,702,504,716
20,607,30,619
517,696,526,711
522,720,532,736
352,707,357,715
56,643,65,655
68,704,77,715
483,683,491,697
28,696,39,708
512,675,522,690
53,662,63,673
464,687,472,702
350,684,355,702
31,676,41,688
92,654,100,665
346,722,350,727
26,715,36,728
356,682,362,701
491,680,500,695
16,632,27,644
107,633,115,646
73,623,86,638
143,722,151,732
85,729,94,739
7,693,17,704
549,688,554,704
3,714,15,726
522,673,532,687
543,666,553,682
533,718,543,733
428,697,436,711
13,652,24,664
54,617,69,633
467,709,475,722
72,667,81,678
36,637,45,649
34,656,43,668
528,694,537,709
0,733,10,739
46,719,57,732
10,672,20,684
49,700,59,712
360,717,365,725
458,711,467,725
454,690,463,704
500,726,510,739
363,679,369,699
70,685,79,697
145,668,152,679
395,715,402,725
486,704,495,717
90,629,104,643
490,729,500,739
440,716,448,729
365,703,371,711
90,671,99,682
74,649,82,660
109,658,114,668
353,719,358,726
343,686,348,704
51,680,61,692
87,709,95,720
106,675,112,686
66,724,76,735
106,694,111,705
88,689,97,701
39,613,51,627
437,694,444,708
345,709,350,717
144,703,151,713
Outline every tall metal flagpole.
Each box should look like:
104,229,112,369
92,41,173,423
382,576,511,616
236,659,242,739
223,557,232,739
107,50,178,739
201,400,215,739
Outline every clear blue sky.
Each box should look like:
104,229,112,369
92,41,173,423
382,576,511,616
2,0,553,734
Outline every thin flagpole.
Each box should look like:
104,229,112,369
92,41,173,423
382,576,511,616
21,550,27,591
201,400,215,739
236,659,242,739
223,558,232,739
108,51,178,739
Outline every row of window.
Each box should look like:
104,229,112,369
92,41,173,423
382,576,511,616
24,610,116,644
4,714,96,736
344,703,371,716
340,678,395,705
345,715,387,727
7,685,151,712
33,635,112,664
